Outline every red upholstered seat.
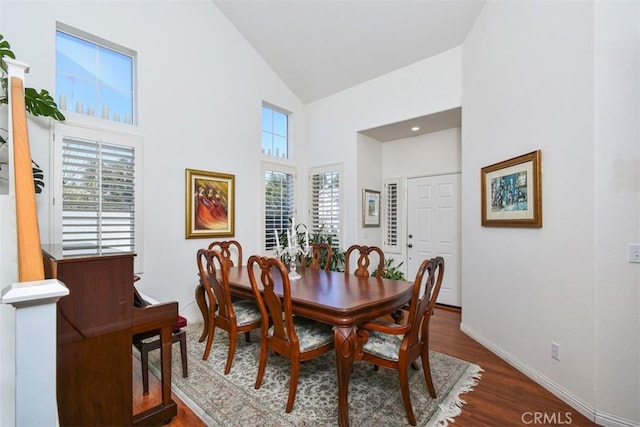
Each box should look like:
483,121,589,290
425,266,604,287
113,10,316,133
174,315,187,330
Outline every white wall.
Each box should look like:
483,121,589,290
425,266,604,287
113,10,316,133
382,127,461,178
462,1,639,425
593,1,640,424
356,133,383,247
462,0,596,415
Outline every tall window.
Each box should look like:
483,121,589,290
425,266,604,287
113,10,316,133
309,165,342,249
261,104,288,159
56,24,135,124
264,165,295,251
52,122,144,272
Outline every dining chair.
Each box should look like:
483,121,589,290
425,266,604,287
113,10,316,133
354,256,445,426
345,244,404,324
344,244,385,278
196,248,262,374
247,255,335,413
302,242,333,271
207,240,243,267
197,240,244,342
132,278,188,395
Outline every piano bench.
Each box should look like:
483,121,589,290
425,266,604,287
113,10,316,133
133,315,189,395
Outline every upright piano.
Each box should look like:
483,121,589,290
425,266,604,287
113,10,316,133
42,244,178,426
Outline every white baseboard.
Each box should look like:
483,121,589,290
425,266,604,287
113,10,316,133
459,322,601,424
595,412,640,427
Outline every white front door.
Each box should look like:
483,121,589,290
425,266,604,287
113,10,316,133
406,174,461,307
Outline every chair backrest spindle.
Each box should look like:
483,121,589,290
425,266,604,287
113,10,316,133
208,240,243,268
344,245,385,278
303,242,333,271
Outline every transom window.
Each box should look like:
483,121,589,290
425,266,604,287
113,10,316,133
56,24,135,124
261,104,288,159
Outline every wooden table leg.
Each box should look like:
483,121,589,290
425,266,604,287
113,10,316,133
334,325,357,427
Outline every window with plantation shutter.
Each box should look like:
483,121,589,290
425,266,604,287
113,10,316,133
383,178,401,252
52,122,144,272
309,165,342,249
264,165,295,251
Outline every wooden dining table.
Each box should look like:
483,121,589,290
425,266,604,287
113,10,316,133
199,265,414,427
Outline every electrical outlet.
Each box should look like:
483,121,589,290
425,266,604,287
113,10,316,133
629,244,640,264
551,342,561,361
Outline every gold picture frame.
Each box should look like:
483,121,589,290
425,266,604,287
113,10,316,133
185,169,235,238
481,150,542,228
362,189,381,228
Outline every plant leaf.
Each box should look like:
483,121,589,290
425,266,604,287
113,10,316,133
32,161,45,194
0,35,16,73
0,77,8,105
24,87,66,121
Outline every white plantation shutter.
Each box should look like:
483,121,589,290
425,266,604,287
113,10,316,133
61,137,135,252
264,167,295,251
53,122,144,271
309,165,342,249
383,178,401,253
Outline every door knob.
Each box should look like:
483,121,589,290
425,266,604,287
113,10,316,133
408,234,413,238
407,243,413,248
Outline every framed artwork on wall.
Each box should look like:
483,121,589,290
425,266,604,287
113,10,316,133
481,150,542,228
362,188,381,228
185,168,235,238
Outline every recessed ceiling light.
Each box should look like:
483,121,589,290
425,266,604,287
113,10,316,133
411,126,420,132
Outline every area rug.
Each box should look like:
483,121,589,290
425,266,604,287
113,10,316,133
146,323,482,426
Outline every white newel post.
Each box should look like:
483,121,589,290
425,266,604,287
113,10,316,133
2,280,68,426
1,58,70,426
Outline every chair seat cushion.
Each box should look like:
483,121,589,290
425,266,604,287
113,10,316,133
269,316,334,352
361,324,403,362
232,299,262,326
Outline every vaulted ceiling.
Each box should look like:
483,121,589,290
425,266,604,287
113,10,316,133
214,1,485,139
214,1,485,104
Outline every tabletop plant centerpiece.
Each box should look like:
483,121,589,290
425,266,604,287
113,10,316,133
0,33,65,194
274,220,404,279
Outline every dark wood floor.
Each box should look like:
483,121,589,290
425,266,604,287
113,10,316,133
133,307,597,426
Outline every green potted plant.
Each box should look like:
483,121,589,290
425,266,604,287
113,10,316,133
378,257,406,280
0,33,65,193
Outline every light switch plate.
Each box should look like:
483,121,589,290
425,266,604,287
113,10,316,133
628,244,640,263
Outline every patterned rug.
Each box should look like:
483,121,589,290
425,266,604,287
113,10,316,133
146,323,482,426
